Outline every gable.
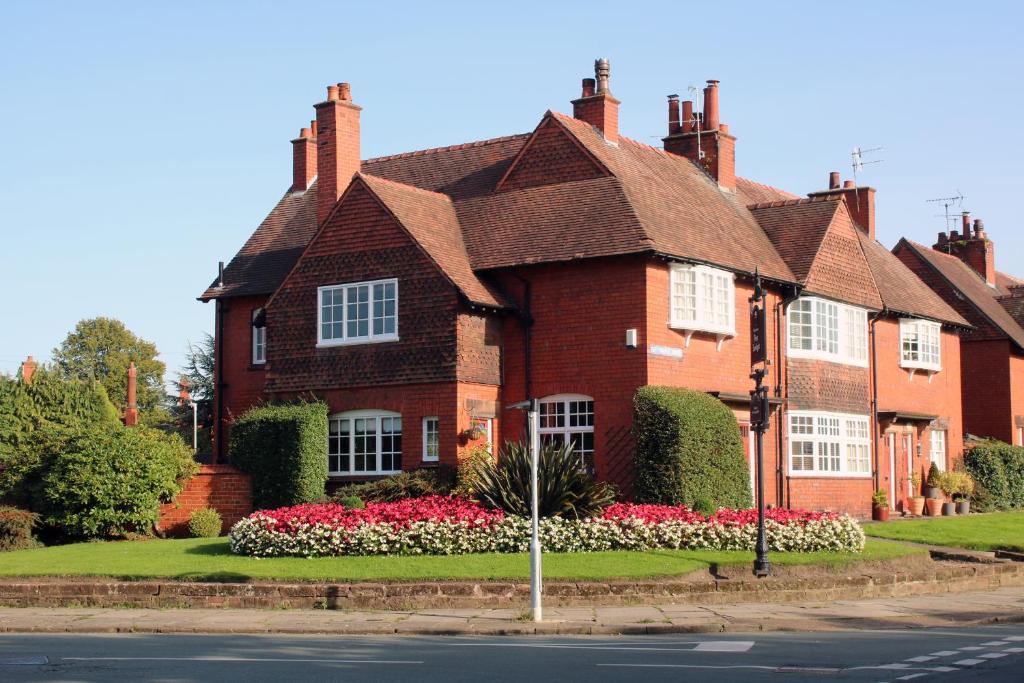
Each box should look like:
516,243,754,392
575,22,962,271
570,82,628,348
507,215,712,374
802,205,882,309
497,116,608,192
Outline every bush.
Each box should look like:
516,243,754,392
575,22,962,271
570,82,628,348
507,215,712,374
453,445,493,497
25,424,196,538
337,495,365,510
188,507,223,538
335,468,454,503
472,441,616,519
230,401,329,509
692,496,717,517
963,440,1013,511
633,386,752,509
0,506,38,551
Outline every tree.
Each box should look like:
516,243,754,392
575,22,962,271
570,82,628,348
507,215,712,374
52,317,166,418
171,334,215,453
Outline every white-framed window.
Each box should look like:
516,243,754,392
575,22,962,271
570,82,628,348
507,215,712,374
539,394,595,471
900,319,941,371
252,308,266,365
422,417,439,462
787,297,868,366
327,410,402,475
317,278,398,346
669,264,735,337
788,411,872,477
929,429,946,471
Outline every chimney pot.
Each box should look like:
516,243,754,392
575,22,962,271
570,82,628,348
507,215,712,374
702,79,720,131
338,82,352,101
843,180,855,189
950,229,960,240
974,218,985,237
937,231,948,246
594,58,611,94
681,100,694,133
316,81,362,225
310,120,318,137
326,84,339,101
20,355,37,385
299,127,311,139
962,211,971,232
829,171,841,189
667,94,680,135
581,78,595,98
572,59,619,142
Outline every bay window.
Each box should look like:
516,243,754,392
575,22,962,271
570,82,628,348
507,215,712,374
318,278,398,346
900,319,941,371
787,297,868,366
328,410,402,475
669,264,735,337
788,411,871,477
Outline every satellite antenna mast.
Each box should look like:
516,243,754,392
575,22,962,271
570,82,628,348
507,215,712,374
926,192,965,232
851,146,884,187
687,84,705,159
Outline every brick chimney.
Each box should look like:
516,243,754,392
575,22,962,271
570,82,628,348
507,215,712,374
663,80,736,191
20,355,37,385
125,362,139,427
933,212,996,286
572,58,620,143
807,172,876,240
315,82,361,226
291,120,317,192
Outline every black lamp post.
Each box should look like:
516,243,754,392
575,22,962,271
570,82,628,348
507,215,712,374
749,270,772,578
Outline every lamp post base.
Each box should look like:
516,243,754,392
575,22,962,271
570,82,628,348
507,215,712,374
753,556,772,578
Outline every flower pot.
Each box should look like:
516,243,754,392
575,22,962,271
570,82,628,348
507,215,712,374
925,498,943,516
926,486,941,499
956,500,971,515
942,502,956,516
872,505,890,522
909,497,925,516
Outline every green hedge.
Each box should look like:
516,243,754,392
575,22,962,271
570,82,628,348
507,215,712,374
964,440,1024,511
633,386,752,509
230,402,329,509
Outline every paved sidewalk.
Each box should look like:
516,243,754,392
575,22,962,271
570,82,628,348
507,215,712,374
0,586,1022,636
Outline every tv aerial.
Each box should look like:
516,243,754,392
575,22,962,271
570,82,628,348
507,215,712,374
926,192,966,232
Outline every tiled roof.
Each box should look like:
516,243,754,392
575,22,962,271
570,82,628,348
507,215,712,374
749,197,843,281
898,240,1024,348
998,291,1024,330
357,174,505,308
735,177,800,204
857,233,968,325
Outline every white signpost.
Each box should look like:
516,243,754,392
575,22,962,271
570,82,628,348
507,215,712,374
511,398,543,622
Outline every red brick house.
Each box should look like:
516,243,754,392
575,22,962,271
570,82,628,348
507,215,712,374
895,217,1024,447
201,61,966,516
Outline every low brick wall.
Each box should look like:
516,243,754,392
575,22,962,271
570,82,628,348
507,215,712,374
158,465,252,537
1,561,1022,611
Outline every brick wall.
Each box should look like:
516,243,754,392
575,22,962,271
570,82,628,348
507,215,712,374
456,311,502,385
961,339,1012,442
214,294,267,460
158,465,252,537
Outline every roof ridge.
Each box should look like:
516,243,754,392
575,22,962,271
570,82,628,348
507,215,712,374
736,176,800,199
748,195,842,210
358,172,453,201
362,133,531,164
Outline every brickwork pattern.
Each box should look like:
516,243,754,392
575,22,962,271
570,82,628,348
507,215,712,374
498,117,606,191
158,465,252,537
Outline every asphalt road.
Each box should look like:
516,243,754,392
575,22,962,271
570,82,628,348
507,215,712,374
1,625,1022,682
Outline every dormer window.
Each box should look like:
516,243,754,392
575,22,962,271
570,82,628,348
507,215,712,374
669,264,735,340
900,319,941,372
317,278,398,347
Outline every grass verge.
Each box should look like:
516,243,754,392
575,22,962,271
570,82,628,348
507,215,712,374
0,538,922,583
864,510,1024,552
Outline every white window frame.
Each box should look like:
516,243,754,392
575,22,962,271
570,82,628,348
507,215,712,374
668,263,736,339
787,296,868,367
317,278,398,347
327,409,402,476
251,309,266,365
929,429,946,471
422,417,439,462
900,319,942,372
539,394,595,470
787,410,872,478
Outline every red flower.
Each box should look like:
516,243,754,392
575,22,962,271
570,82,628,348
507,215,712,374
247,496,504,533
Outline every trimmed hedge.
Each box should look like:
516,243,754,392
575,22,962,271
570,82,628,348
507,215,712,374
633,386,752,509
188,507,223,538
964,440,1024,511
0,506,38,551
230,402,329,509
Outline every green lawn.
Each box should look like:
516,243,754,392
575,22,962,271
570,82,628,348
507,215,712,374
864,511,1024,552
0,538,922,583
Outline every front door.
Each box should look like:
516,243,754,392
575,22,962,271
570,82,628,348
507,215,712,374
887,434,896,510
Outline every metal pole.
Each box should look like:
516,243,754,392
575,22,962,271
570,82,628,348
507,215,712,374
753,392,771,577
191,402,198,453
528,398,542,622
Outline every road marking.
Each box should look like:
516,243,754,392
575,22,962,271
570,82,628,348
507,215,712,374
980,652,1008,659
877,663,910,669
959,646,984,651
597,664,831,672
693,641,755,652
63,657,421,665
980,640,1011,646
953,658,985,666
0,657,48,666
896,675,928,681
1005,647,1024,653
929,651,958,656
905,656,936,662
1006,636,1024,641
452,641,754,653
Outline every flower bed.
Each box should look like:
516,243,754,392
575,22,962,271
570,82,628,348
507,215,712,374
229,497,865,558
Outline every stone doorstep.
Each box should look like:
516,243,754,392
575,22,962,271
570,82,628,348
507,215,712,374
0,561,1022,611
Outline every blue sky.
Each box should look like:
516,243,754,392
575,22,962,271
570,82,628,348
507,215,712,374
1,1,1021,379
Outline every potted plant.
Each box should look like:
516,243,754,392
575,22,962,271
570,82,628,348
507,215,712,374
908,470,925,516
954,472,974,515
871,489,890,521
926,462,942,499
938,471,957,516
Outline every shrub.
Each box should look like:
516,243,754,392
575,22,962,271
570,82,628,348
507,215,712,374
453,445,493,497
188,507,223,538
0,506,38,551
963,440,1012,511
633,386,752,509
28,424,196,538
230,401,329,509
692,496,717,517
1001,446,1024,509
337,495,365,510
472,441,616,519
926,462,942,489
335,468,454,503
228,497,864,557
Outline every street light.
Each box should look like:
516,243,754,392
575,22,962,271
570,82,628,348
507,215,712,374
509,398,542,622
749,270,772,578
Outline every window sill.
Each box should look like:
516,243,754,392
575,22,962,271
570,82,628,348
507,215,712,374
329,470,402,478
788,471,873,479
901,362,941,372
317,335,399,348
788,349,869,368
